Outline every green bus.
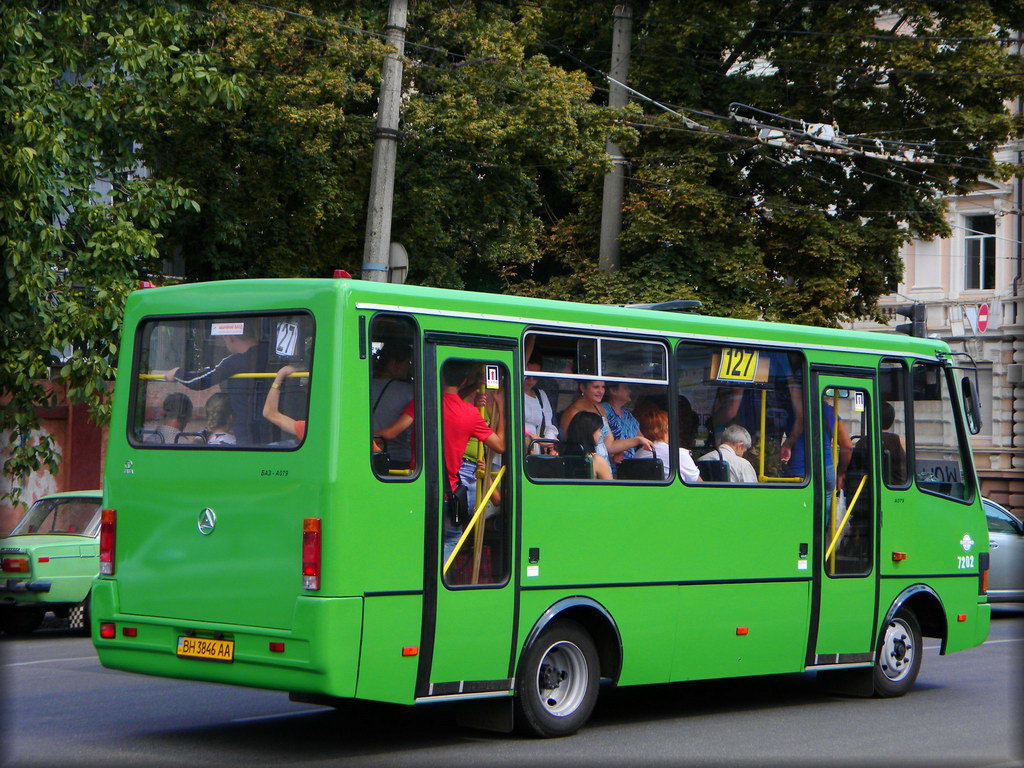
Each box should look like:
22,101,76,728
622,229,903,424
92,277,990,737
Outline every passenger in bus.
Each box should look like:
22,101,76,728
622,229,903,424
440,361,506,561
877,401,907,486
262,365,307,441
163,321,269,445
144,392,195,444
559,380,652,465
602,382,642,470
632,403,670,480
370,341,414,467
710,352,803,476
523,360,559,454
563,411,613,480
822,401,853,500
697,424,758,483
202,393,236,445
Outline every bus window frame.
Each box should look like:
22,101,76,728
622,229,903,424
909,360,976,507
521,326,673,487
368,311,422,483
674,338,811,490
878,357,913,491
440,357,513,591
127,309,316,452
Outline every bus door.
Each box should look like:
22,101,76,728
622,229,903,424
809,371,878,665
418,339,518,699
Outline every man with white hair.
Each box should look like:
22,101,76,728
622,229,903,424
698,424,758,484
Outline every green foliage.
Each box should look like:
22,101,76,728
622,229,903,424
0,1,243,504
534,0,1024,323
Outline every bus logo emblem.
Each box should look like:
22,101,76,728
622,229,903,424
198,508,217,536
959,533,974,552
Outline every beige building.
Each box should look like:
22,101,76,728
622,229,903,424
851,136,1023,516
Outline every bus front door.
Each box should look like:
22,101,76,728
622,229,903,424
810,372,878,666
418,342,518,700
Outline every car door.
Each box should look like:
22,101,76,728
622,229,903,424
984,500,1024,601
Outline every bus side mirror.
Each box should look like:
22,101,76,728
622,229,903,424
961,376,982,435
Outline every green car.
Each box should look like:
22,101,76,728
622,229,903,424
1,490,102,635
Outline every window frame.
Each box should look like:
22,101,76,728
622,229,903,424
522,326,673,487
674,338,810,490
877,357,913,491
368,311,422,483
440,357,513,590
909,360,976,506
963,213,996,291
127,309,316,452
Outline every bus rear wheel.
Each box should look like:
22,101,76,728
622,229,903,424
514,619,599,738
873,610,922,697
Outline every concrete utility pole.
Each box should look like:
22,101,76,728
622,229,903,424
362,0,408,282
598,3,633,273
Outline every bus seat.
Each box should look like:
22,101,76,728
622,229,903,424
616,458,664,480
697,457,729,482
525,454,593,479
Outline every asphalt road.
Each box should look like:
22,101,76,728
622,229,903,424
2,606,1021,768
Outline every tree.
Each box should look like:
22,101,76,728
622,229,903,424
148,1,614,287
0,1,243,504
533,0,1024,323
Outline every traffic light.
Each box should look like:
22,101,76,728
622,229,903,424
894,303,926,337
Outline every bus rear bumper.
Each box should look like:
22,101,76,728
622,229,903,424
90,579,361,697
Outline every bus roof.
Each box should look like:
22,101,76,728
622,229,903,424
127,278,947,360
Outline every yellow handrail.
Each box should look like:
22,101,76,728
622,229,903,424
825,474,868,561
443,465,506,576
758,389,767,480
139,372,309,380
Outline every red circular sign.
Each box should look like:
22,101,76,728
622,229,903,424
977,303,989,333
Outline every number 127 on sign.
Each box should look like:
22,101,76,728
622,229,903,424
717,348,759,382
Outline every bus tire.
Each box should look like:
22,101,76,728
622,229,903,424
514,619,599,738
873,610,922,697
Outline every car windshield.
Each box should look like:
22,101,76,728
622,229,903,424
9,498,102,537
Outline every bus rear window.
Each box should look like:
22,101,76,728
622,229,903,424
130,313,315,449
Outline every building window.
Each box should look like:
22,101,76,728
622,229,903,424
964,214,996,290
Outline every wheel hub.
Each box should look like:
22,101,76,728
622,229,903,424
539,663,563,690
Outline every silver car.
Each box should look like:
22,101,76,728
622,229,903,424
983,498,1024,603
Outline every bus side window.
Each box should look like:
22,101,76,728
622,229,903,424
524,332,670,483
911,363,970,501
675,342,807,485
369,315,418,480
878,359,910,489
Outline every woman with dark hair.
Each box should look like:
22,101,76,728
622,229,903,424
559,380,652,466
564,411,613,480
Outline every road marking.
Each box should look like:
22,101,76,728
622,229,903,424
231,710,318,723
923,637,1024,651
3,655,97,667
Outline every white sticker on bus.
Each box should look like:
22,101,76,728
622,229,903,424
211,322,245,336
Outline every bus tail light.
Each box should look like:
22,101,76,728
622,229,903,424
979,552,989,595
302,518,321,590
99,623,116,639
99,509,116,575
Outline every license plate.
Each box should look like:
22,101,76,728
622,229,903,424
176,635,234,662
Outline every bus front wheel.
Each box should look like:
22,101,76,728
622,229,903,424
873,610,922,697
514,619,599,738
